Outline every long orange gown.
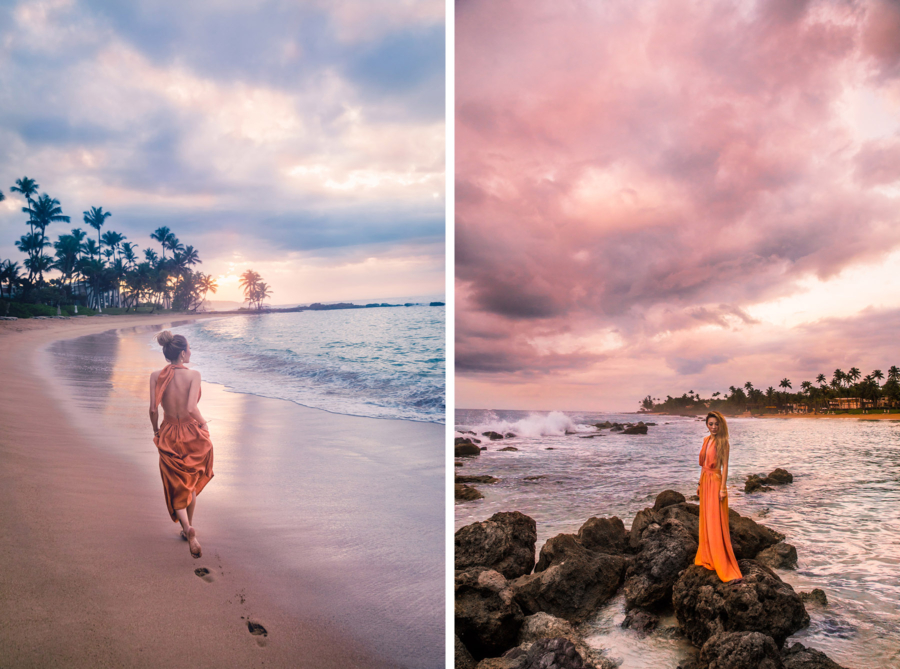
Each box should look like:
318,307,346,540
694,435,742,582
153,363,214,522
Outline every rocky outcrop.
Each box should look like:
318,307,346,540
622,424,648,434
455,512,538,579
457,475,500,484
455,568,525,660
499,446,519,452
673,560,809,648
457,484,485,501
457,436,482,445
622,608,659,634
756,542,798,570
728,512,784,560
698,631,783,669
513,535,626,622
457,442,482,457
746,468,794,492
653,489,687,511
575,516,628,555
483,431,505,440
623,517,698,609
456,634,477,669
799,589,827,606
781,642,846,669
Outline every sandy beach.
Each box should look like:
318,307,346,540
0,314,444,668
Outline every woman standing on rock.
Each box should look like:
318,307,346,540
149,330,214,559
695,411,742,583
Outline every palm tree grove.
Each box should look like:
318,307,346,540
1,176,271,318
640,366,900,415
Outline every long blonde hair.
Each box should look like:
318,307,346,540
706,411,730,471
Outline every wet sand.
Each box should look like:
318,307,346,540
0,315,444,668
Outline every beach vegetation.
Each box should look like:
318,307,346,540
238,269,271,310
642,369,900,416
4,176,234,317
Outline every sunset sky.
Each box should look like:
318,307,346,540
0,0,444,304
457,0,900,411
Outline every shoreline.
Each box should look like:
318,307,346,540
0,314,441,667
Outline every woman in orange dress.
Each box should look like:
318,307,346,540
694,410,742,583
148,330,214,559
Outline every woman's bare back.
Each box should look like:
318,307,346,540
150,367,201,420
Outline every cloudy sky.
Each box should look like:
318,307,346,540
457,0,900,411
0,0,444,304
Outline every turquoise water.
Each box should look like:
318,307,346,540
455,409,900,669
171,307,445,423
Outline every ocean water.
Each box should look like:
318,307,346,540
168,306,445,423
455,409,900,669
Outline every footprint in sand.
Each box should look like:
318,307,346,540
194,567,214,582
247,620,268,647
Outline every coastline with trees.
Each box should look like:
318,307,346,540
639,366,900,417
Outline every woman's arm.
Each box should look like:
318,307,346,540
719,442,729,501
149,372,160,435
187,371,207,429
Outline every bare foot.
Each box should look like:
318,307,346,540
187,527,202,558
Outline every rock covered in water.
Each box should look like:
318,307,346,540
457,484,485,501
512,534,626,622
622,608,660,634
673,560,809,648
483,431,505,440
575,516,628,555
499,446,519,452
623,517,698,609
756,542,798,570
699,631,783,669
799,589,827,606
457,475,500,484
622,424,648,434
455,568,525,659
746,468,794,492
457,442,482,457
455,512,538,578
781,642,846,669
457,436,482,445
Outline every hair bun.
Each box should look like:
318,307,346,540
156,330,175,347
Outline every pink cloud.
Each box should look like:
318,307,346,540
456,0,900,411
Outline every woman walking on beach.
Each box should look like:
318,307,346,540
149,331,214,558
695,411,742,583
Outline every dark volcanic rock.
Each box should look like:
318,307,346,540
653,489,687,511
699,631,783,669
513,535,626,622
457,443,482,457
456,484,484,501
455,568,525,660
658,502,701,539
745,474,773,493
729,514,784,560
576,516,628,555
756,542,798,570
622,424,649,434
455,512,538,579
456,634,477,669
799,589,827,607
456,436,482,445
457,475,500,484
505,432,518,438
624,518,698,609
483,431,505,440
622,608,659,635
499,446,519,452
629,508,660,550
521,637,591,669
781,642,846,669
767,468,793,485
673,560,809,648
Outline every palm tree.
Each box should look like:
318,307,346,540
150,227,172,259
833,369,845,396
24,194,69,283
779,378,792,408
53,234,82,292
0,260,21,299
83,238,100,261
198,273,217,309
120,242,138,267
889,366,900,383
83,206,112,260
816,373,827,388
873,369,884,384
143,248,159,265
848,367,861,387
11,177,40,238
239,269,262,307
101,230,125,262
